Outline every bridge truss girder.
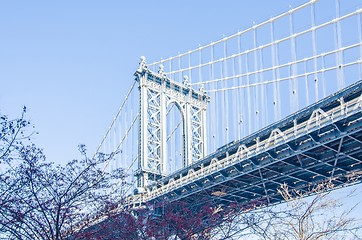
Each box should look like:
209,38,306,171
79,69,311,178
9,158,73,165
153,115,362,208
128,80,362,208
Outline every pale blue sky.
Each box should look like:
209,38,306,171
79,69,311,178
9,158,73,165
0,0,312,163
1,0,362,231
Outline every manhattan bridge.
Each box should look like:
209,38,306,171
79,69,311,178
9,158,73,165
95,0,362,209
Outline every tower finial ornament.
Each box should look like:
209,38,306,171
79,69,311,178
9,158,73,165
138,56,148,72
199,84,204,93
183,75,190,88
158,64,166,77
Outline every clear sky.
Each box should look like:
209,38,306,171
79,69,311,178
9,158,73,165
0,0,313,164
1,0,362,232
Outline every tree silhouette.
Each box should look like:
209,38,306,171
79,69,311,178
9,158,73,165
1,109,361,240
0,109,126,240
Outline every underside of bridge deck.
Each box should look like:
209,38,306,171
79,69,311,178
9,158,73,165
137,80,362,209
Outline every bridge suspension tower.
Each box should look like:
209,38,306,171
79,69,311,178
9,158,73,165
134,57,210,188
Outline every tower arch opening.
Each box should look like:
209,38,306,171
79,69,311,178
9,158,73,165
166,101,185,174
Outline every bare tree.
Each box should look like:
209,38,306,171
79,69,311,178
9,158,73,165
0,107,32,165
243,182,362,240
78,200,235,240
197,182,362,240
3,109,360,240
0,110,127,240
72,178,362,239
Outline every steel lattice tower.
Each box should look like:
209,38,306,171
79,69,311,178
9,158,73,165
134,57,209,188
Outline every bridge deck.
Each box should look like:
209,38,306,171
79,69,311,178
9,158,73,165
128,80,362,207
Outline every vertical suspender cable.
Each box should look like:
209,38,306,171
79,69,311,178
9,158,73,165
130,97,134,190
169,59,173,173
199,45,202,83
311,1,319,102
271,19,278,122
169,60,172,80
208,46,212,151
108,124,112,173
232,54,238,141
211,44,217,150
335,0,345,90
304,5,310,107
290,7,299,113
114,113,118,171
321,54,326,97
246,50,252,135
178,52,182,83
120,108,123,173
304,59,309,107
259,42,267,128
237,33,244,139
273,21,282,121
188,51,192,82
223,39,229,144
125,101,129,184
170,101,172,172
220,53,225,145
253,23,259,132
288,9,294,115
358,10,362,80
